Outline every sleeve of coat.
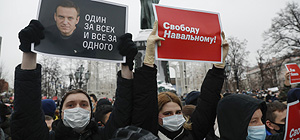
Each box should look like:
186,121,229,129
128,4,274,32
191,66,224,139
101,70,133,139
131,64,158,135
11,64,49,140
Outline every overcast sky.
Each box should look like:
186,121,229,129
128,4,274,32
0,0,297,86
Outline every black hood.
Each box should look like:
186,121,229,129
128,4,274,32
217,94,266,140
287,88,300,103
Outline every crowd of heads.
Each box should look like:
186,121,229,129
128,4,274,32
2,77,300,139
177,86,297,139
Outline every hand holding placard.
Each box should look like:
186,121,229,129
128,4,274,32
19,20,45,53
285,63,300,84
214,31,229,69
144,21,165,66
118,33,138,71
284,71,291,86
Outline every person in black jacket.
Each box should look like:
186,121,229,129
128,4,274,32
131,21,229,140
217,94,267,140
11,19,137,140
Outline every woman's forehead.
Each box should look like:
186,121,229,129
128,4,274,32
161,102,181,111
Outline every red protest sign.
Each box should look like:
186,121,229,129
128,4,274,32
285,63,300,84
284,101,300,140
153,4,222,62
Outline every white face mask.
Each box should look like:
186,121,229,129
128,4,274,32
161,114,186,132
63,107,90,133
246,125,266,140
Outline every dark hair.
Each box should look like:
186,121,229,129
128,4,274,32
89,94,98,103
55,0,80,16
266,101,287,122
185,91,200,105
59,89,92,118
94,105,113,125
182,105,196,119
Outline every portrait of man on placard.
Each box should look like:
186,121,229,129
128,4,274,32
35,0,85,56
34,0,128,62
54,0,80,37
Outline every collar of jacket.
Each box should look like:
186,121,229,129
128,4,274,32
51,119,98,139
158,125,185,140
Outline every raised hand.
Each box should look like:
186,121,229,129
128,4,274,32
18,20,44,52
118,33,138,71
144,21,165,66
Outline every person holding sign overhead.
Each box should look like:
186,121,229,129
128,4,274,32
131,20,230,139
35,0,85,56
12,19,137,140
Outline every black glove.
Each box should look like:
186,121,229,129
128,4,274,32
118,33,138,71
18,20,45,52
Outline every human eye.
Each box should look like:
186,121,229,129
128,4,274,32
176,110,182,114
81,101,89,108
250,119,257,124
66,103,74,108
163,112,172,116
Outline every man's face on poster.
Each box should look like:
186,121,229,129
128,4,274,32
54,6,80,36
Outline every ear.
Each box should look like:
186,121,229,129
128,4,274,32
266,120,274,130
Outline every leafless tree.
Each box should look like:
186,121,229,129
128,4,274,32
227,36,249,90
0,62,8,80
256,49,266,89
263,2,300,55
38,56,64,98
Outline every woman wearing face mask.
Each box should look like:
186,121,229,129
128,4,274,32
11,19,137,140
217,94,267,140
130,21,229,140
157,92,192,139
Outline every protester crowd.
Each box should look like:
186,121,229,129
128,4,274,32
0,6,299,140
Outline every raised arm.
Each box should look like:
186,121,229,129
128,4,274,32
132,21,164,135
284,71,291,87
191,31,229,139
100,33,137,139
279,71,291,101
11,20,49,140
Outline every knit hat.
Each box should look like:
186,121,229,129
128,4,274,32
94,104,113,123
42,99,56,118
111,126,159,140
185,91,200,105
97,98,112,107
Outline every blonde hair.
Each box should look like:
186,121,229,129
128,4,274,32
158,92,182,112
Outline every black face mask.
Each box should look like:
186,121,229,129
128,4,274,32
270,121,285,133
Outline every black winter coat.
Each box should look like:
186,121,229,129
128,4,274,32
217,94,267,140
265,133,284,140
190,66,224,139
131,64,158,135
11,64,133,140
